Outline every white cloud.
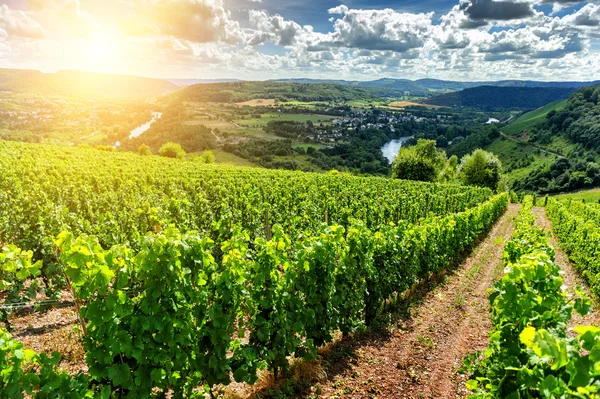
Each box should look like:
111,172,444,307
0,0,599,81
0,4,45,39
120,0,245,44
318,7,434,52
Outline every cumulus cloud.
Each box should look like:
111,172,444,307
317,7,434,52
120,0,245,44
561,3,600,26
461,0,535,21
1,0,600,81
247,10,315,46
0,4,45,39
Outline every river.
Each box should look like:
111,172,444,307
380,136,413,163
115,112,162,147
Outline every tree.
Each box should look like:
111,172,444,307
159,142,186,159
202,150,215,164
459,149,503,191
392,139,446,182
440,155,459,183
138,144,151,156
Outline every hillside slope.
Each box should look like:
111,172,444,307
503,99,568,135
425,86,575,111
272,78,600,97
174,81,380,103
447,85,600,193
0,69,178,99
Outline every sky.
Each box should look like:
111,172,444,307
0,0,599,81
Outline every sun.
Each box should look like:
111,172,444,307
85,31,121,73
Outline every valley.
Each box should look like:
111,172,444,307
1,67,600,399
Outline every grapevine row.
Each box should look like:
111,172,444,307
0,141,492,298
546,198,600,297
2,193,508,397
465,197,600,398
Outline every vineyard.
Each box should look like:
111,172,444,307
464,197,600,397
0,141,505,397
0,141,599,398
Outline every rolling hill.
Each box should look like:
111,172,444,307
0,69,178,99
272,78,600,97
425,86,575,111
174,81,380,103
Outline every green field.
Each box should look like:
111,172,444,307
233,113,335,128
553,188,600,203
503,99,567,135
211,148,258,167
292,143,327,150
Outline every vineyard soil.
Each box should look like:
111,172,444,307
302,204,519,399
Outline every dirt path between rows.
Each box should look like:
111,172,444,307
532,207,600,328
301,204,520,399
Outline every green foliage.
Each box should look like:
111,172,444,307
440,155,459,183
159,142,186,159
465,196,600,398
0,141,493,288
138,144,151,156
0,245,42,325
175,82,378,103
126,106,216,154
544,85,600,153
51,193,506,395
0,140,510,397
459,149,503,191
546,198,600,297
426,86,574,112
503,99,567,135
392,139,446,182
0,246,93,399
202,150,215,164
0,328,94,399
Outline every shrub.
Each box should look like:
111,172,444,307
159,142,186,159
138,144,151,156
202,150,215,164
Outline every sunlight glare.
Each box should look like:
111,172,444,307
85,31,121,73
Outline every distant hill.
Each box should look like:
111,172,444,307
271,78,600,97
175,81,379,103
425,86,575,111
168,78,241,86
0,69,178,99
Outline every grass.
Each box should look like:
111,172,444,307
183,118,238,129
212,149,258,167
485,136,557,184
292,143,327,150
222,127,283,140
233,113,335,128
347,100,390,108
503,99,567,135
82,133,108,145
553,188,600,203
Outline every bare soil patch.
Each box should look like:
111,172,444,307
388,101,444,109
235,99,277,107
